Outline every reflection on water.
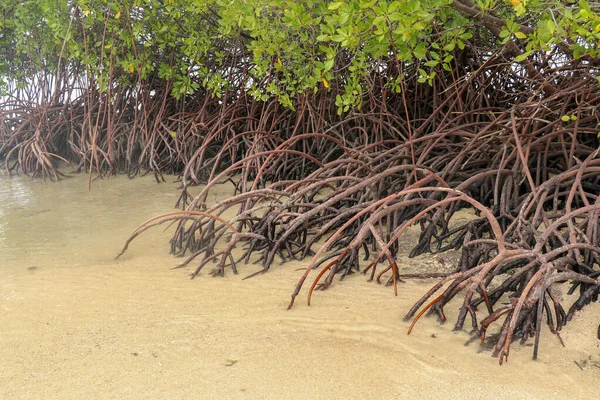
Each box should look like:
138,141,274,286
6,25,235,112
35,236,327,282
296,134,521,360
0,169,180,269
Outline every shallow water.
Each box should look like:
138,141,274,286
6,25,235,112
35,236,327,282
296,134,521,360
0,171,180,269
1,171,599,399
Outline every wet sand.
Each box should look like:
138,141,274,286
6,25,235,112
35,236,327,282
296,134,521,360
1,172,599,399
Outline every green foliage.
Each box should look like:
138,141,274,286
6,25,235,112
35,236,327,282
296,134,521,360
1,0,599,106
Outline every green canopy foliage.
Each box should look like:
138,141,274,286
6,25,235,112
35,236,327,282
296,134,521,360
2,0,600,110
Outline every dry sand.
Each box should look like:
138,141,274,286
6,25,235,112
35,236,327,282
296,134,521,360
1,172,599,399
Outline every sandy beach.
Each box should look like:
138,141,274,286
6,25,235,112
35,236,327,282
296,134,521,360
1,172,599,399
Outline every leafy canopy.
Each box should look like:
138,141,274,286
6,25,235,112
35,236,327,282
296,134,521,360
1,0,599,110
